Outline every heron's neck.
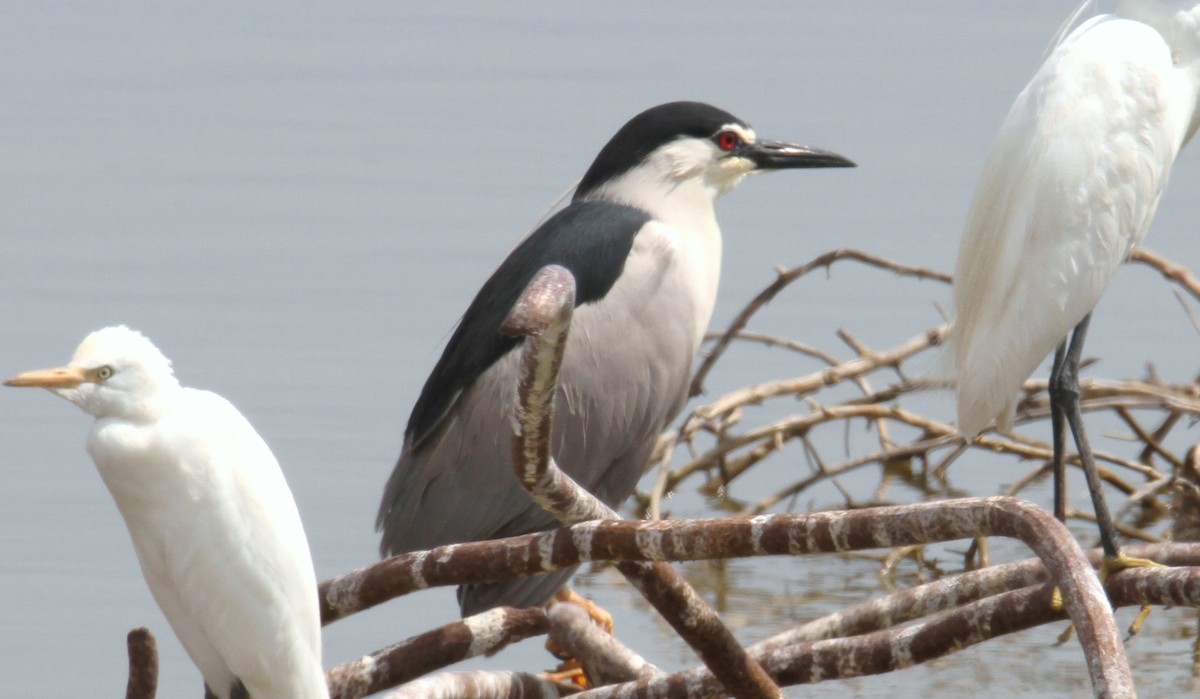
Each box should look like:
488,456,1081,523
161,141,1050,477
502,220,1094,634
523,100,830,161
584,167,723,240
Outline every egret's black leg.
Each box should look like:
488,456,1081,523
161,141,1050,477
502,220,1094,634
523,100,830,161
1053,314,1160,637
1049,313,1121,558
1048,340,1069,522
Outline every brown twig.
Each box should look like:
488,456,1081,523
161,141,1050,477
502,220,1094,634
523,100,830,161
125,628,157,699
691,325,947,423
1130,247,1200,301
691,248,951,397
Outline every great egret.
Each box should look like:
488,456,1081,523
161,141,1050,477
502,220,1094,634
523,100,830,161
376,101,854,614
951,1,1200,562
5,326,327,699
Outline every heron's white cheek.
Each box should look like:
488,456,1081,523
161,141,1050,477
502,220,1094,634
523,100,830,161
709,158,753,193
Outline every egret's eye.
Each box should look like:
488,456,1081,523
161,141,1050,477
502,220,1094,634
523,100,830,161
96,366,114,381
714,130,740,152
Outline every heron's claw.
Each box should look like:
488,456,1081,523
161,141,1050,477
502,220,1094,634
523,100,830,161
542,659,588,687
542,587,615,686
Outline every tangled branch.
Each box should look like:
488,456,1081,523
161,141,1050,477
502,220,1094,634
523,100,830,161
122,248,1200,698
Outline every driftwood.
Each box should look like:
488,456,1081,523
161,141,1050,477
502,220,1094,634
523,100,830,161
122,248,1200,698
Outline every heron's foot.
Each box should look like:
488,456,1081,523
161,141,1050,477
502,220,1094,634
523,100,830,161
542,587,615,687
542,659,588,687
544,587,614,659
551,587,614,634
544,600,612,658
1100,553,1163,638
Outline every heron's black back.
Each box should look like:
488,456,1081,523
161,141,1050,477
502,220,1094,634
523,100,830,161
404,200,651,450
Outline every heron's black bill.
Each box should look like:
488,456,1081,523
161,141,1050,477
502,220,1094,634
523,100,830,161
747,141,856,169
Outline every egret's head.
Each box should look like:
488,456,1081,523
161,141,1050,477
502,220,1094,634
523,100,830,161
574,101,855,212
4,326,180,420
1115,2,1200,143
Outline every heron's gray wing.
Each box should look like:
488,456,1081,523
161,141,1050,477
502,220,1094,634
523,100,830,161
402,288,695,611
377,200,651,548
378,203,702,612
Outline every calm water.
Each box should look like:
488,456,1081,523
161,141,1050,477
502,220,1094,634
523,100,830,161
3,2,1199,696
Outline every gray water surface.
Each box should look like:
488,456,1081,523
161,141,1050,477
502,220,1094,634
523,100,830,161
3,2,1199,696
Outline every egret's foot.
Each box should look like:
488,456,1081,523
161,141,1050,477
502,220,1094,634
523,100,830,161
1050,585,1076,645
1127,604,1153,639
1099,553,1162,578
1100,553,1163,638
1056,621,1075,646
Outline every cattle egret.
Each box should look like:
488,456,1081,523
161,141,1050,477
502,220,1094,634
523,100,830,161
5,326,327,699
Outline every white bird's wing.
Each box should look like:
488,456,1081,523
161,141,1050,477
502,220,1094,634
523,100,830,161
951,15,1187,436
90,390,326,699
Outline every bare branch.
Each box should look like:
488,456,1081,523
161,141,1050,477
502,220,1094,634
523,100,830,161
379,671,578,699
125,628,157,699
692,248,951,396
326,608,549,699
502,264,783,699
692,326,947,423
547,603,661,685
1130,247,1200,301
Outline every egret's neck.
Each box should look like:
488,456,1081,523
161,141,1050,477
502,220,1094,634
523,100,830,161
66,378,182,423
1118,2,1200,143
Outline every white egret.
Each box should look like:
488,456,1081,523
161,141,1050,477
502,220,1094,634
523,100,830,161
951,1,1200,563
5,326,327,699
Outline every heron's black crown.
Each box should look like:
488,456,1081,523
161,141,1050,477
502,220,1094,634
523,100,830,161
575,101,746,199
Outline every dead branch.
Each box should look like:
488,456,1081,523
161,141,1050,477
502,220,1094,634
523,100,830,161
125,628,157,699
691,326,947,424
546,603,660,686
500,264,783,699
757,542,1200,650
321,496,1139,696
691,248,951,397
326,607,549,699
379,671,578,699
121,249,1200,698
1130,247,1200,301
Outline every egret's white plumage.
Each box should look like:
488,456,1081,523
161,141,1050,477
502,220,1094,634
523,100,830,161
951,0,1200,437
4,326,327,699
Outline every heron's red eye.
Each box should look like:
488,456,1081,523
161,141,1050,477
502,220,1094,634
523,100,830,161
715,130,739,151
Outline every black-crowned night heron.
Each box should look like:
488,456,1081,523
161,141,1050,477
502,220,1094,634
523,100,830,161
5,326,327,699
377,100,855,614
